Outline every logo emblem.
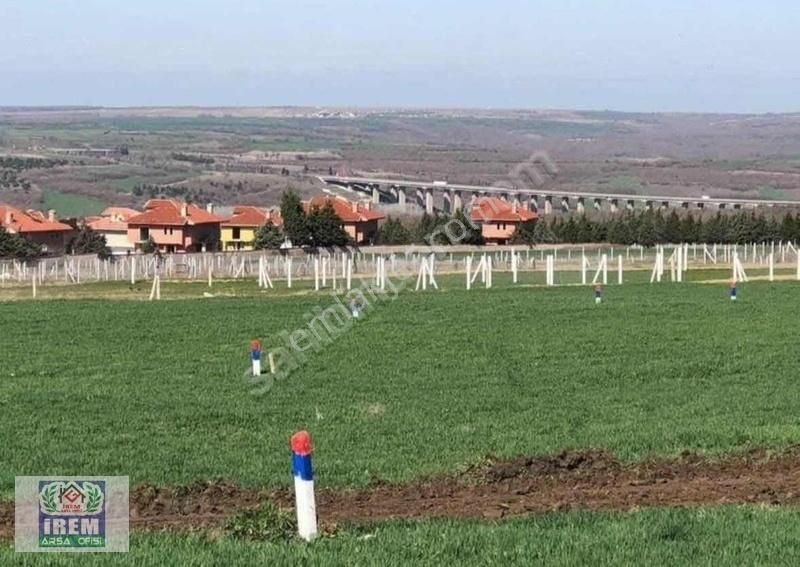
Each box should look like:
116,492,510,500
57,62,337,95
38,480,106,548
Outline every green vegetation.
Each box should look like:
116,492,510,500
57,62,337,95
67,226,110,258
0,226,41,259
4,506,800,564
3,280,800,498
598,174,646,194
253,221,284,250
526,210,800,246
757,184,788,200
41,189,104,217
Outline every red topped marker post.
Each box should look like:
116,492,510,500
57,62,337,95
291,430,318,541
250,339,262,377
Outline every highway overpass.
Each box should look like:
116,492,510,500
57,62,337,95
319,175,800,215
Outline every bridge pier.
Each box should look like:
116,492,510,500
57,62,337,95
594,198,602,211
626,199,635,211
453,190,463,213
544,196,553,215
609,199,619,213
371,185,380,204
576,197,585,214
425,187,434,215
397,186,406,207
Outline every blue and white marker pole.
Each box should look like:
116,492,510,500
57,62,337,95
730,280,737,301
594,284,603,305
250,339,261,377
291,430,318,541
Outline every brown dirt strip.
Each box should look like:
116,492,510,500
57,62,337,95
3,448,800,538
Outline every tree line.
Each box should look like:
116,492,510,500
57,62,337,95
254,191,351,249
374,209,800,247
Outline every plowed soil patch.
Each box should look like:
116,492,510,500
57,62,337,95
3,448,800,537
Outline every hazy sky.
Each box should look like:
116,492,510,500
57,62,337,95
1,0,798,112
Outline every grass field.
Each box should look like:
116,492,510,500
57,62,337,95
4,507,800,565
2,277,800,562
40,189,105,217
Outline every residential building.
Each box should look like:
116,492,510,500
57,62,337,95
126,199,222,253
0,204,74,253
304,195,384,244
85,207,140,255
470,196,537,244
221,206,282,251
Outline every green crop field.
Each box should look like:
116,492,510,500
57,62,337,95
2,277,800,563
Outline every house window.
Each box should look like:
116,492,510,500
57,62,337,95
232,227,241,239
496,223,502,230
139,227,149,241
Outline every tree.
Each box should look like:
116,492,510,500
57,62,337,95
534,219,558,243
140,237,157,254
307,202,350,247
376,217,412,245
0,226,41,259
280,190,310,247
68,226,110,259
253,222,284,250
450,209,484,245
510,219,537,245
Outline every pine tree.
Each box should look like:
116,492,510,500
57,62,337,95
451,209,484,245
376,217,412,245
0,226,41,259
68,226,110,259
253,221,284,250
307,202,350,247
280,190,310,247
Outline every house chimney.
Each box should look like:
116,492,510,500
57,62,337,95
181,203,188,217
48,209,56,222
206,203,214,214
4,210,11,226
352,201,358,213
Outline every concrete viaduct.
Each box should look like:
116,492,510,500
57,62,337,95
319,175,800,216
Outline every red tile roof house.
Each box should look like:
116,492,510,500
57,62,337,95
85,207,140,255
221,206,283,251
0,205,74,254
126,200,223,253
303,196,385,244
470,196,538,244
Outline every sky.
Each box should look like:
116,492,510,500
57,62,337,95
1,0,798,113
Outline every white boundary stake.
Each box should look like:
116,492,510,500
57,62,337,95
208,265,213,288
466,256,472,290
732,252,748,282
149,274,161,301
286,257,293,289
314,257,320,291
414,255,438,290
591,254,608,285
797,251,800,281
130,256,136,285
346,256,353,290
291,431,318,542
546,254,555,286
32,272,37,298
617,256,623,285
511,250,518,284
258,256,274,289
486,255,492,288
581,255,590,285
650,246,665,283
769,253,774,282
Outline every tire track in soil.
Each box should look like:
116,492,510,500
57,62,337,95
3,448,800,538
